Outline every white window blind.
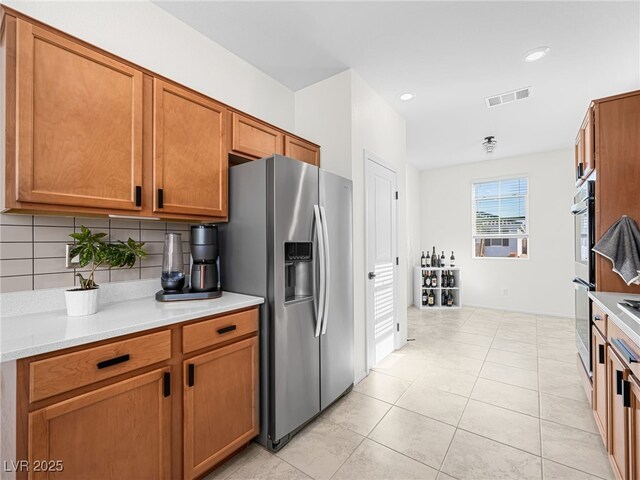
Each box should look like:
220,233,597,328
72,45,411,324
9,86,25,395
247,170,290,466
472,177,529,259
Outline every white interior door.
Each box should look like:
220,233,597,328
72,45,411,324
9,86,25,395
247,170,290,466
365,152,397,370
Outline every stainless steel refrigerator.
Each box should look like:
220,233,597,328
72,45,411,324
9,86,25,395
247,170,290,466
219,155,354,451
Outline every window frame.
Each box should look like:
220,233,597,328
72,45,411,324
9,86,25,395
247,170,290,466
470,174,530,261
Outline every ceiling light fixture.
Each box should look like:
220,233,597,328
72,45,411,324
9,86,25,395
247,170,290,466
524,46,550,63
399,92,415,101
482,136,497,154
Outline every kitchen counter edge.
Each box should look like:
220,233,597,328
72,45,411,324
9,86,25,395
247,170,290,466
589,291,640,346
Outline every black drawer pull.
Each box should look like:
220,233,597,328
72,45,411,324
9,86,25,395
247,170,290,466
217,325,237,335
598,344,605,364
157,188,164,209
623,379,631,408
97,354,130,369
135,186,142,207
594,315,602,321
163,372,171,397
187,363,195,387
612,338,638,364
616,370,624,395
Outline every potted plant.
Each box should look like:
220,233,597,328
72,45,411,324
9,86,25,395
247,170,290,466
65,226,147,316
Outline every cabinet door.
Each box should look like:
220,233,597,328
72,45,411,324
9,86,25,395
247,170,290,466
284,135,320,166
608,345,629,480
230,112,283,159
15,20,143,210
153,79,227,217
593,326,608,441
630,376,640,480
183,336,259,479
583,109,594,177
29,368,171,480
575,129,585,184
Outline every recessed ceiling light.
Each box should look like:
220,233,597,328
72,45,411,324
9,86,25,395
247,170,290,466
399,92,415,101
524,46,550,63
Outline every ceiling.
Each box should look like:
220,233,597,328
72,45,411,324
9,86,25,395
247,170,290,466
154,1,640,170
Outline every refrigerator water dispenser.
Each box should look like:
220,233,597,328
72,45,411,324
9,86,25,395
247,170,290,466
284,242,313,302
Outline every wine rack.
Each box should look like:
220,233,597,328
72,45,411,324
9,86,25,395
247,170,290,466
413,266,462,310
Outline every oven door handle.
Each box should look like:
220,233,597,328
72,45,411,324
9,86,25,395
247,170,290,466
571,204,588,215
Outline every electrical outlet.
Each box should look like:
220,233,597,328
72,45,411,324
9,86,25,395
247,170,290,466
502,288,509,296
66,244,80,269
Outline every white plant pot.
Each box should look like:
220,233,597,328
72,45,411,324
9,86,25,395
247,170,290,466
64,288,100,316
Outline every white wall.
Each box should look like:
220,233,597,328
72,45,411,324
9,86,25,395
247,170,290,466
295,70,408,382
295,70,352,179
420,148,575,317
405,163,422,307
4,0,295,130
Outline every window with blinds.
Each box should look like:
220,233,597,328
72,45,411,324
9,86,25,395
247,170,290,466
472,176,529,258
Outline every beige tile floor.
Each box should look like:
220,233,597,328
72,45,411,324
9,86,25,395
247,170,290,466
205,306,614,480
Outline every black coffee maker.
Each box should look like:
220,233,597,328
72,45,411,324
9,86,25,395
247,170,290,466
155,224,222,302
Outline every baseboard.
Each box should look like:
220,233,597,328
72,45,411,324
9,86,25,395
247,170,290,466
463,303,573,318
354,370,367,385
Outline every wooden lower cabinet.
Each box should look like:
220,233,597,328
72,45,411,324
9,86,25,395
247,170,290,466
593,326,608,439
608,345,629,480
630,376,640,480
28,368,171,480
183,336,259,479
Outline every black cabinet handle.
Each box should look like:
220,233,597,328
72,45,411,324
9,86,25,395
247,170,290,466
598,344,605,365
623,379,631,408
187,363,195,387
616,370,624,395
157,188,164,209
97,354,130,370
577,162,584,179
163,372,171,397
594,315,602,321
217,325,237,335
612,338,638,364
135,186,142,207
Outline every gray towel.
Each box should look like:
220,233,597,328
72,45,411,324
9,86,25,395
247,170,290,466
593,215,640,285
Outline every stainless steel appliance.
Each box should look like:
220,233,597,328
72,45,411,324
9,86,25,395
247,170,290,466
156,225,222,301
220,155,354,451
571,180,595,374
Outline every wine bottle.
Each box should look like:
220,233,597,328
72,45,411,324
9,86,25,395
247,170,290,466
428,289,435,306
422,290,428,306
423,271,429,288
431,270,437,287
425,250,430,267
440,251,446,267
442,270,448,287
421,251,426,268
450,251,456,267
431,246,437,267
447,290,454,307
441,289,446,306
449,273,455,288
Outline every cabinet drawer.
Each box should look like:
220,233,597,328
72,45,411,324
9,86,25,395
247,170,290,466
608,318,640,379
30,330,171,403
183,309,258,354
592,302,607,335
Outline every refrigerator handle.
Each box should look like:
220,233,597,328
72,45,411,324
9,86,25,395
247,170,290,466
314,205,326,338
320,206,331,335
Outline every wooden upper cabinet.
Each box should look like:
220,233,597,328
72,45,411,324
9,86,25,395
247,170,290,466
15,19,143,210
183,336,259,479
29,368,171,480
153,79,227,217
230,112,283,159
284,135,320,166
575,129,584,185
583,108,594,177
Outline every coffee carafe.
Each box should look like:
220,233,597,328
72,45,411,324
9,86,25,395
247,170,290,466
189,224,219,292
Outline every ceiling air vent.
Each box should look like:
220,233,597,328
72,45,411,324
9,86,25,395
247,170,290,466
485,86,532,108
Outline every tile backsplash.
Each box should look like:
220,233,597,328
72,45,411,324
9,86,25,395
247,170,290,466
0,213,192,293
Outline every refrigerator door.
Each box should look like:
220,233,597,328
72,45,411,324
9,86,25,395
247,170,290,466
319,170,354,410
270,156,321,442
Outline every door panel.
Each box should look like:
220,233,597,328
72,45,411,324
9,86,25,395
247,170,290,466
270,156,320,442
365,157,397,368
319,170,353,409
592,326,607,440
16,20,143,210
284,135,319,166
153,79,227,217
608,345,628,480
29,368,171,480
231,112,283,159
630,375,640,480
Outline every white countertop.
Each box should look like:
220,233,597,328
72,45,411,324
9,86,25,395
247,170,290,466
589,291,640,346
0,289,264,362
